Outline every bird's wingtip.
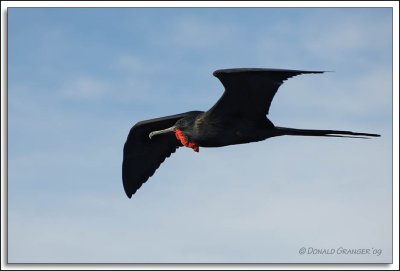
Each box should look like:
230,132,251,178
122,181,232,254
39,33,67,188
125,190,133,199
123,186,133,198
213,68,330,77
212,70,221,77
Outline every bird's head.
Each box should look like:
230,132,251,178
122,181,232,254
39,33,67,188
148,115,199,152
174,116,197,131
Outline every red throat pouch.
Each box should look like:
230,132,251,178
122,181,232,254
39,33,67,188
175,129,199,152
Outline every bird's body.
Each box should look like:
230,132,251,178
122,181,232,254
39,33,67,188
181,113,274,148
122,68,380,198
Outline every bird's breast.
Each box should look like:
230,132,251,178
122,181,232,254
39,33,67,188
175,129,199,152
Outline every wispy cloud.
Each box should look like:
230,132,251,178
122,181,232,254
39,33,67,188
60,75,112,100
169,17,239,48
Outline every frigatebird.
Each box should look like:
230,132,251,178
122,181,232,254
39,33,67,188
122,68,380,198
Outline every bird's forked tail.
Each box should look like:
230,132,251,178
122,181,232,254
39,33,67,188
275,127,380,139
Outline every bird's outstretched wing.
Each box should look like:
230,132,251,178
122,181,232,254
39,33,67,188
206,68,324,119
123,111,202,198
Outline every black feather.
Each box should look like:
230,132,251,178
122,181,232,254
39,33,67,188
122,111,202,198
208,68,324,118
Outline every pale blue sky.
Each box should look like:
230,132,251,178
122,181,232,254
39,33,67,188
8,8,392,263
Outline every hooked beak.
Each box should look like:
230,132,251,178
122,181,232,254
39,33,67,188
149,126,176,139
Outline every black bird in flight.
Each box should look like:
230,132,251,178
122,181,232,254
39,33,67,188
122,68,380,198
